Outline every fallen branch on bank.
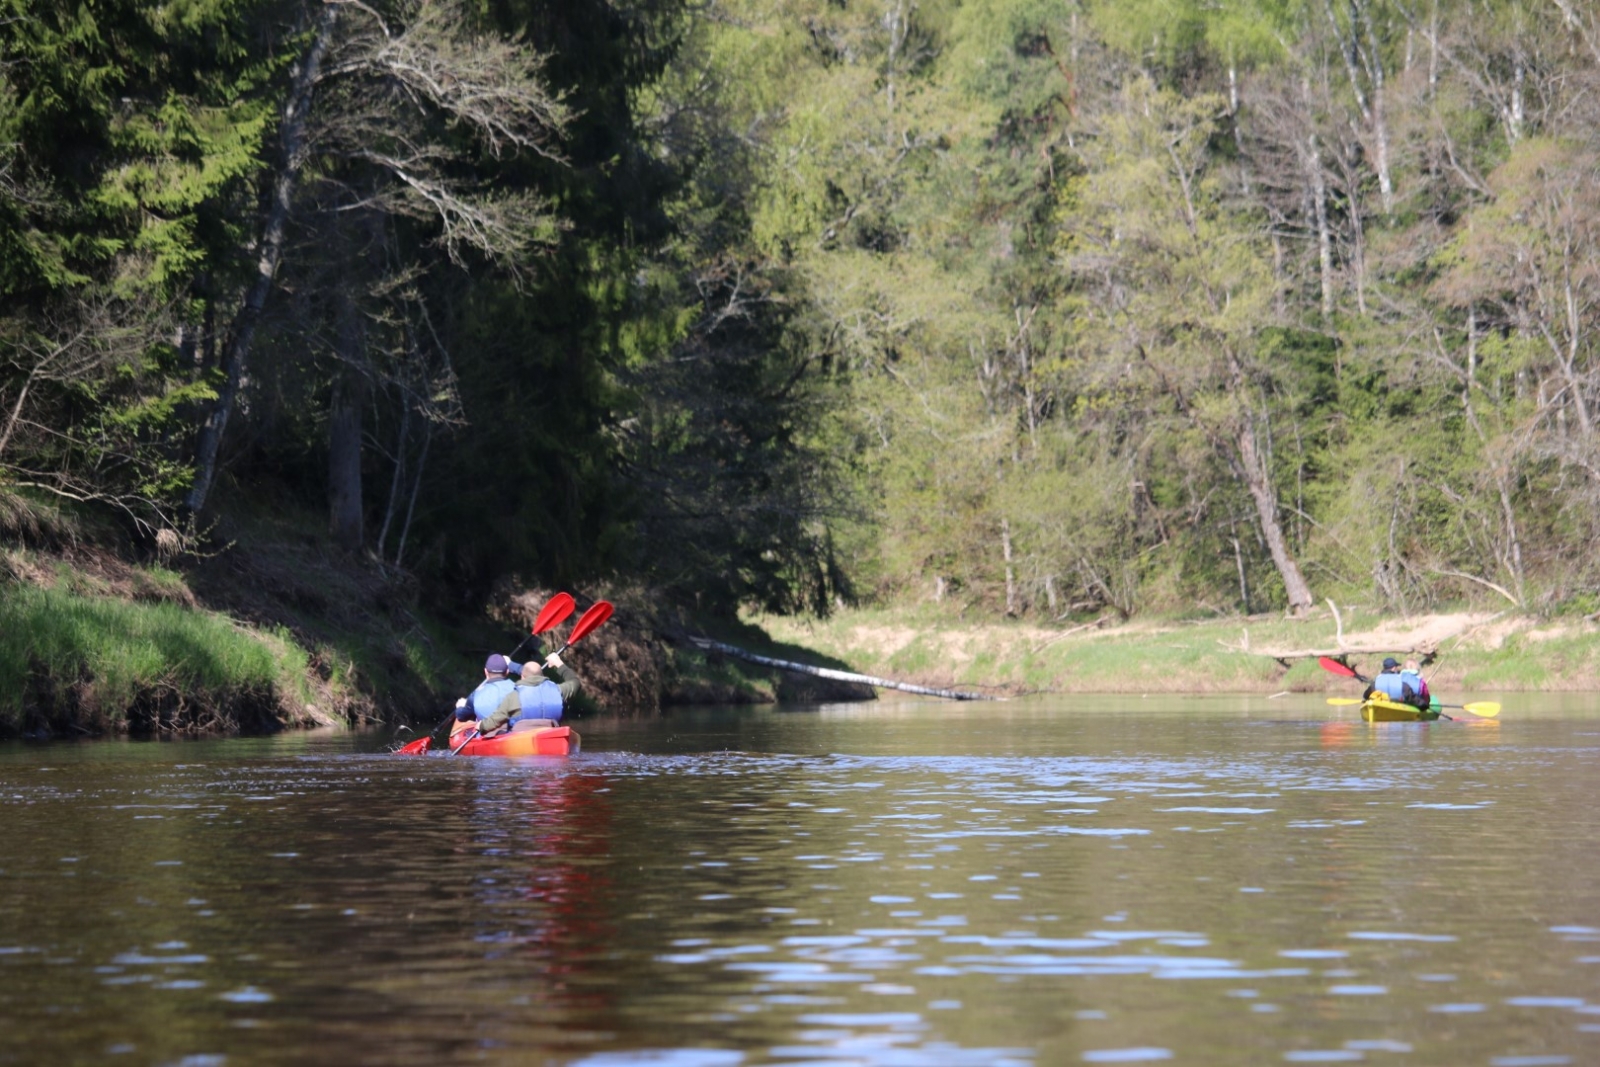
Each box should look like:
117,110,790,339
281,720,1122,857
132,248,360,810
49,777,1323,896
688,637,988,701
1219,599,1440,668
1220,640,1439,669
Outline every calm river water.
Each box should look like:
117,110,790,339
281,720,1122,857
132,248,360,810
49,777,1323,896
3,695,1599,1066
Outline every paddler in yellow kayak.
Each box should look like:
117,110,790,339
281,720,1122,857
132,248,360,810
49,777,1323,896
1363,656,1431,713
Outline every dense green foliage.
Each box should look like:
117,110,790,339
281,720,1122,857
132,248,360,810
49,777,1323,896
5,0,1600,622
671,0,1600,617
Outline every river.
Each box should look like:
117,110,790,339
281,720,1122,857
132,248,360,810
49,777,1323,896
2,695,1598,1066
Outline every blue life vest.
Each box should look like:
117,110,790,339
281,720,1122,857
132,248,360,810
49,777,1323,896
468,678,517,720
1372,671,1407,700
512,679,564,723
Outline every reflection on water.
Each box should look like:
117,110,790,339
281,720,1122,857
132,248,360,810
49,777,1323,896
1,697,1599,1066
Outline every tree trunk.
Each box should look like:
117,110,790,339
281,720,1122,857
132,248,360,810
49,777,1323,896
1000,517,1018,616
1235,415,1315,615
1357,0,1394,215
186,2,337,515
376,392,410,559
327,295,367,552
690,637,984,701
393,416,431,567
1232,532,1251,614
1307,131,1334,319
0,378,32,460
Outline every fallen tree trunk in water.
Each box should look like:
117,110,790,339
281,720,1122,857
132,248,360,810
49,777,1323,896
689,637,987,701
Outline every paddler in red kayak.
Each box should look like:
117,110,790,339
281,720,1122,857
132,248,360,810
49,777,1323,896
451,651,581,740
453,653,519,727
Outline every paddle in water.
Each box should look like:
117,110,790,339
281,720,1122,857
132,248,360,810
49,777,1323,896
397,592,577,755
449,599,614,756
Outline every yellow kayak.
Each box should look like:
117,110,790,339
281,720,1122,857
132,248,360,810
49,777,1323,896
1361,695,1442,722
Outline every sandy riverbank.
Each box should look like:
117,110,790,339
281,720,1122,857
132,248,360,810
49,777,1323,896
750,604,1600,698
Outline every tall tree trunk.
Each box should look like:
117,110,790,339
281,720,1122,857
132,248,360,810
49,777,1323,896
1231,522,1252,614
328,294,367,552
0,378,32,460
1306,130,1334,319
376,392,410,559
1459,310,1526,603
393,417,431,567
1355,0,1394,214
1235,414,1315,615
1001,517,1018,616
186,2,336,515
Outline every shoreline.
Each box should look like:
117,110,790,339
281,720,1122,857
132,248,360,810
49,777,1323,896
7,497,1596,737
749,605,1600,699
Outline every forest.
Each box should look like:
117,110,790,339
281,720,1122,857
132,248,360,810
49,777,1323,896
5,0,1600,627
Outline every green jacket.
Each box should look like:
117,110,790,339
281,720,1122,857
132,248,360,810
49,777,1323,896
475,663,579,735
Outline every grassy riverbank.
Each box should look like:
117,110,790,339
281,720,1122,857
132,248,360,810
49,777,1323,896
8,490,1596,737
0,490,870,737
0,491,474,737
0,581,315,734
752,603,1600,698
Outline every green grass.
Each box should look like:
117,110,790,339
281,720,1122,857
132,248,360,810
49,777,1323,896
666,647,779,703
0,582,310,731
751,602,1600,695
1465,633,1548,694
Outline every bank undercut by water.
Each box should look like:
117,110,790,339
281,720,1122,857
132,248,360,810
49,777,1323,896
0,582,324,736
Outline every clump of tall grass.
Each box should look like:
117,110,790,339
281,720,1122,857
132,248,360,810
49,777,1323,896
0,489,84,549
0,583,310,733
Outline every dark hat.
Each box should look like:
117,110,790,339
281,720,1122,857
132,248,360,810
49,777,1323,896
485,653,512,673
1381,657,1400,670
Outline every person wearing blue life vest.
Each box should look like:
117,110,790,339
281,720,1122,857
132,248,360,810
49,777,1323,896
468,651,581,737
454,653,521,726
1365,656,1428,709
1400,658,1432,710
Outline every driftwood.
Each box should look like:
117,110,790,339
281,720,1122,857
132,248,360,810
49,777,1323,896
689,637,988,701
1224,641,1440,669
1220,599,1438,668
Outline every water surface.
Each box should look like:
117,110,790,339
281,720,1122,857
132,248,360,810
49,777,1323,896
2,695,1598,1065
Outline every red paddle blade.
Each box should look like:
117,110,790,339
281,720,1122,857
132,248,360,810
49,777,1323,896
566,601,614,645
397,736,432,755
1318,656,1358,678
533,592,576,634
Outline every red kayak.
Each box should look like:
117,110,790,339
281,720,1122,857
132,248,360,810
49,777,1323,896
398,724,580,757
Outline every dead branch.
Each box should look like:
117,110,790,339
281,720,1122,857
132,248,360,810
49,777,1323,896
689,637,989,701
